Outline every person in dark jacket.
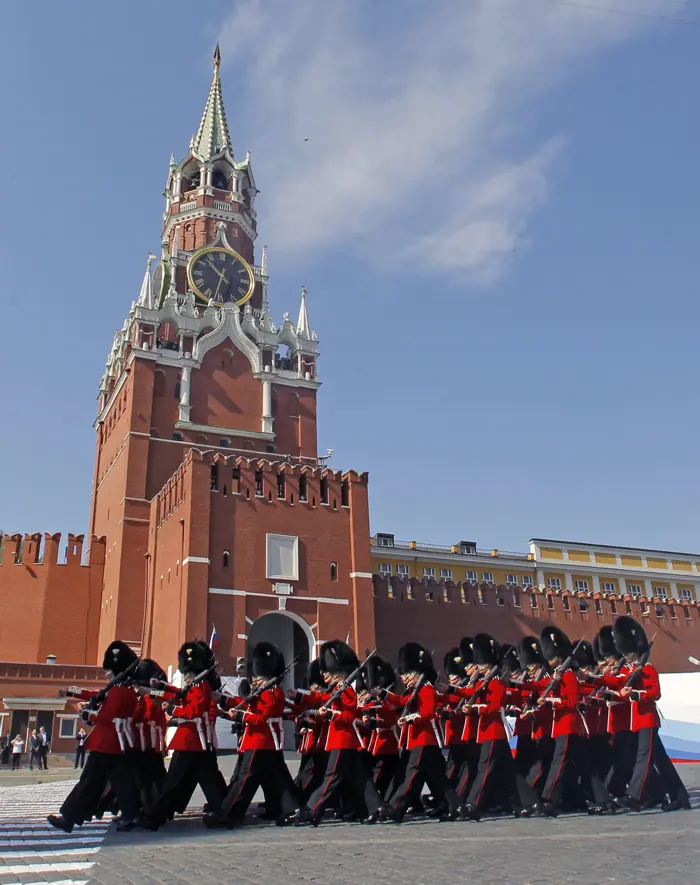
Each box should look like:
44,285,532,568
75,729,87,769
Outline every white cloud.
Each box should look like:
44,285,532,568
218,0,688,282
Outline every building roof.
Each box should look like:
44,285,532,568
530,538,700,559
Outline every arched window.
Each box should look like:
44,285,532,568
174,376,181,399
219,438,231,448
154,371,165,397
150,427,160,437
172,432,184,441
223,550,230,568
330,562,338,582
212,169,228,190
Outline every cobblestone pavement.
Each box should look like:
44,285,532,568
0,764,697,885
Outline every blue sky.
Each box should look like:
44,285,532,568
0,0,697,554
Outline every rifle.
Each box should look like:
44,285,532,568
58,657,140,710
538,638,586,703
223,656,299,714
519,666,546,718
462,664,500,709
398,672,428,722
620,640,655,692
141,665,217,704
324,649,377,708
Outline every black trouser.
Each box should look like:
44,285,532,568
607,730,635,797
466,739,536,812
40,748,49,770
74,746,86,769
390,746,458,815
149,750,226,824
446,741,480,803
29,750,40,770
295,752,328,806
627,728,689,804
60,752,141,825
306,749,382,819
172,747,228,814
132,750,167,813
222,750,297,821
12,754,21,770
515,735,538,782
528,737,555,796
541,734,610,807
587,733,613,784
367,753,401,800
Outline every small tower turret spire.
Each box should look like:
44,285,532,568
136,254,155,309
296,286,311,339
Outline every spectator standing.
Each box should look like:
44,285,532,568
29,730,42,770
39,727,50,770
1,734,10,766
75,729,87,769
11,734,23,770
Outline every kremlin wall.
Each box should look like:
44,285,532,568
1,48,699,757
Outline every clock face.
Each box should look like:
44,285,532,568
187,247,255,306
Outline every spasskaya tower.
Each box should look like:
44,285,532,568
89,48,375,679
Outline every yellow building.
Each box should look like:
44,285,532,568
370,534,699,602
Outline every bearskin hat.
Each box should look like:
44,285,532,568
305,657,324,690
473,633,502,667
398,642,436,679
572,640,596,669
593,625,618,661
540,626,573,662
134,658,166,685
517,635,544,669
444,647,465,678
613,616,650,656
194,640,221,690
319,640,359,676
501,645,521,674
102,640,138,675
458,637,474,667
178,641,211,675
252,641,285,680
363,656,396,690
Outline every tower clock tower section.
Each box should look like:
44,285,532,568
90,47,322,655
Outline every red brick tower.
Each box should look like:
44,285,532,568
90,48,374,676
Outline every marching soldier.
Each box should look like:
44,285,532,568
205,642,297,827
358,655,400,800
48,641,142,833
291,640,385,826
143,642,226,828
131,658,168,813
288,658,330,806
602,616,691,812
381,642,460,822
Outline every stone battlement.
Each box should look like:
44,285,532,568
0,533,106,568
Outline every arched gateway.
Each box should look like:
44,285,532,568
245,611,314,690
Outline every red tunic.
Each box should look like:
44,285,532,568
306,686,363,751
167,682,213,752
364,702,400,757
543,669,583,738
132,696,167,752
385,684,443,749
84,684,137,755
229,686,285,752
602,664,661,731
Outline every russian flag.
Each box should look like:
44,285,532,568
209,624,219,650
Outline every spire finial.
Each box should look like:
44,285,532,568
260,244,268,277
136,254,156,310
213,43,221,72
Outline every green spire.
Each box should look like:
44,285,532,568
191,44,232,160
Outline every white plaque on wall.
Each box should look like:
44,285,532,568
266,533,299,581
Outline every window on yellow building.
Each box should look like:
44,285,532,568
482,572,493,584
602,582,615,596
379,563,392,577
547,578,561,591
654,586,668,600
680,587,694,602
440,568,452,581
466,571,477,584
522,576,533,588
397,565,409,577
628,584,642,598
575,580,589,593
506,574,517,585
